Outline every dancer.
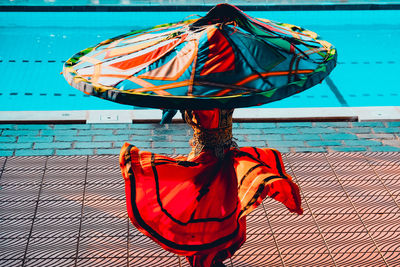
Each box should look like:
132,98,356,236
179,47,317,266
120,109,303,267
63,3,337,266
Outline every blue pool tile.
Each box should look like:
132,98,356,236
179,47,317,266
247,134,282,141
1,119,398,157
41,130,78,136
357,133,396,139
368,146,400,152
18,136,53,143
16,125,52,130
316,122,350,128
2,130,39,136
266,140,304,147
15,149,54,156
92,124,128,129
233,123,241,128
170,134,191,141
344,140,383,146
165,124,189,130
149,135,170,141
0,136,17,142
321,133,358,140
275,147,290,153
241,123,277,129
0,150,13,156
381,140,400,147
152,142,188,148
96,148,122,155
117,129,152,135
133,135,168,141
295,147,327,153
54,124,91,130
300,128,336,134
0,124,14,129
307,140,342,147
329,146,367,152
94,135,130,142
154,129,187,136
263,128,300,134
77,130,114,136
234,129,264,135
386,121,400,127
284,134,320,141
153,126,173,134
154,128,179,136
55,136,92,142
130,124,155,129
2,143,33,149
343,128,373,134
373,127,400,134
75,142,112,149
352,121,385,127
56,149,94,156
35,142,71,149
277,122,313,127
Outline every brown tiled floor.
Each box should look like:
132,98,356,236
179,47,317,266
0,152,399,267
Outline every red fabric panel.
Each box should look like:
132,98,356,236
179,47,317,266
200,28,235,76
120,140,303,266
120,143,242,257
265,179,303,214
191,109,220,129
186,216,246,267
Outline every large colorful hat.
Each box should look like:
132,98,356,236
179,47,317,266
63,3,337,110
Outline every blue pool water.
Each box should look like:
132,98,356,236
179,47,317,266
0,9,399,111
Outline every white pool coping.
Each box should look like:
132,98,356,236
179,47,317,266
1,106,399,123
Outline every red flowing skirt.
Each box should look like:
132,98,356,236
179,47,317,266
120,143,302,266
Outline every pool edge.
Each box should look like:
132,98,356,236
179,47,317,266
1,106,399,123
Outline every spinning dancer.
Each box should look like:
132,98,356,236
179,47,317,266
63,3,337,266
120,108,303,266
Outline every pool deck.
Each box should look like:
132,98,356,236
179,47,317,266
1,120,400,266
1,119,400,157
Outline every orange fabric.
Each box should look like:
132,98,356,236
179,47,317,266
234,147,303,216
138,40,198,81
110,37,184,71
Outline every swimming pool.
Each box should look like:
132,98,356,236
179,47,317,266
0,8,399,115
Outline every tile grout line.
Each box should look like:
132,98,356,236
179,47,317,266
127,217,130,267
21,156,49,267
284,154,338,267
178,255,182,267
363,153,400,209
261,202,286,267
0,156,7,181
74,155,89,267
323,153,390,267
